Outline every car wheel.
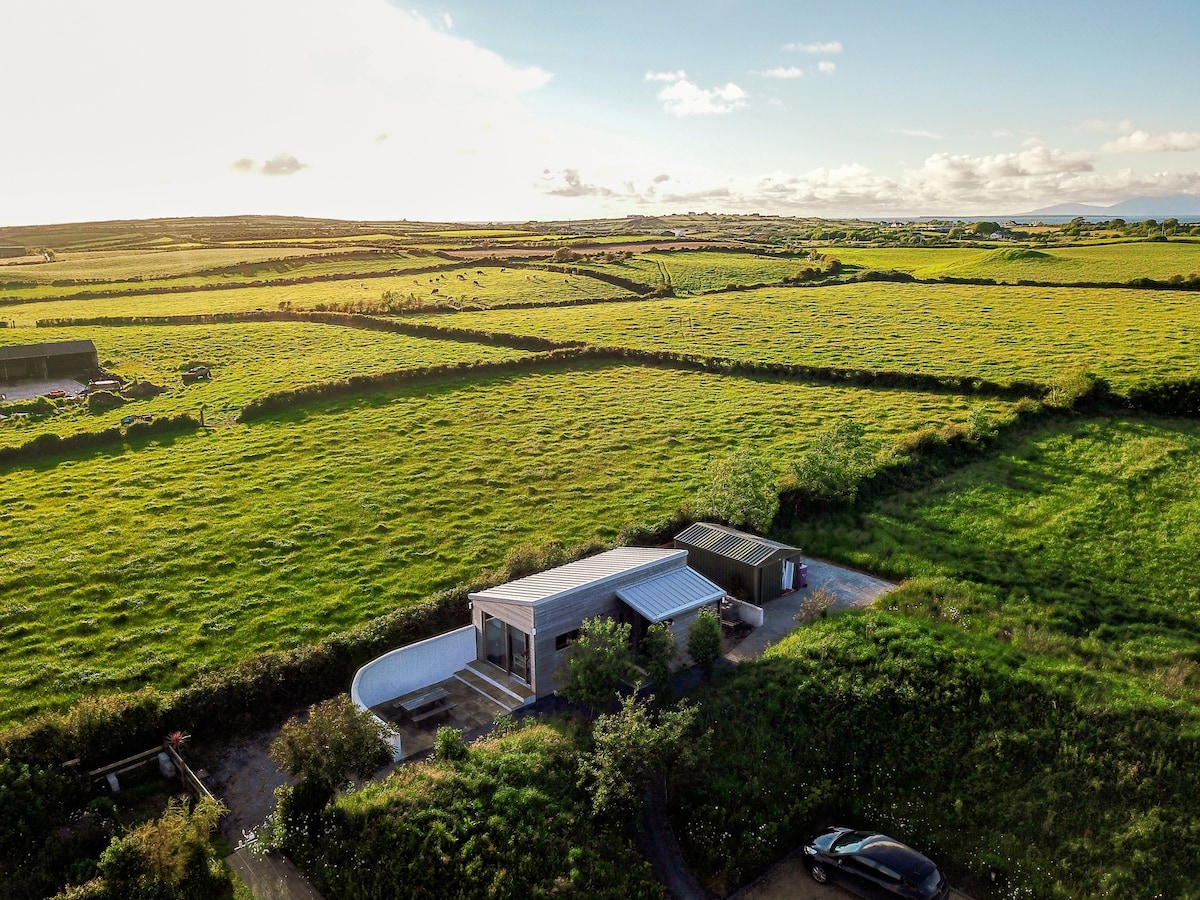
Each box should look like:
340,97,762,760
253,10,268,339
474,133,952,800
809,862,829,884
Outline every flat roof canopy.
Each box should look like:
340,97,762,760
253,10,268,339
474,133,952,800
616,567,724,623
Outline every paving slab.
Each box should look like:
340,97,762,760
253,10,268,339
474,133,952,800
226,846,325,900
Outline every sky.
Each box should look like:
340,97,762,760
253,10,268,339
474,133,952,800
3,0,1200,225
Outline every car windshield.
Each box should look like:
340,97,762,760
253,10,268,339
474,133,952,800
830,831,874,853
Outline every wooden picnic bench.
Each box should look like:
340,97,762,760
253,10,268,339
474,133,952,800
393,686,456,724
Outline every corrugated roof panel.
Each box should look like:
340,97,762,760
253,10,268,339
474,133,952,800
0,340,97,361
471,547,684,604
674,522,800,566
616,567,725,622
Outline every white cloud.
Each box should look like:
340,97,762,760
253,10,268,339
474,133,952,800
785,41,843,54
442,11,453,29
817,60,837,74
651,74,748,116
0,0,562,223
1082,118,1133,134
754,66,804,79
1103,130,1200,153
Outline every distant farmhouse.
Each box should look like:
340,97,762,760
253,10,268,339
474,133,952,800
0,340,98,383
0,246,25,259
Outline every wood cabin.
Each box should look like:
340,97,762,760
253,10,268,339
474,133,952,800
673,522,804,605
468,547,725,699
0,339,98,383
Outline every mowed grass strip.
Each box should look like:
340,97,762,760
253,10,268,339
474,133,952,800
415,282,1200,388
0,322,532,444
0,363,1003,723
4,266,637,325
788,416,1200,695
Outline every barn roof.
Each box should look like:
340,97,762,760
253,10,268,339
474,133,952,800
0,340,97,362
471,547,685,605
616,567,724,623
674,522,801,567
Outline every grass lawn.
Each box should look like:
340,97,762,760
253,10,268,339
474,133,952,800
0,322,532,444
0,362,1003,724
787,415,1200,695
415,282,1200,388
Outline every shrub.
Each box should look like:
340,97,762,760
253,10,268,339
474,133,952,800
687,608,722,681
695,450,779,533
564,618,637,714
434,726,469,764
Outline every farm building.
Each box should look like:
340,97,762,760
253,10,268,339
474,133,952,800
0,340,98,383
0,246,26,259
673,522,804,605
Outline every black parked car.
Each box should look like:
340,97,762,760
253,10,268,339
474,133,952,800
802,827,949,899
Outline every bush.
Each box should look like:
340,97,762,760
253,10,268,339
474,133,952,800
687,609,722,681
695,450,779,533
434,726,469,764
564,618,637,714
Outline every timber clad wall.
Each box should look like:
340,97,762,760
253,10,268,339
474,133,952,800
472,553,684,695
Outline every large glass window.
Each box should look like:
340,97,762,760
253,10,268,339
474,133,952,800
482,614,531,685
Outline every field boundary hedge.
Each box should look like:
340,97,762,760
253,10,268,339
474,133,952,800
0,413,199,470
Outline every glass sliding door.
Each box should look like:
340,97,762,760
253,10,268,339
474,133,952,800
482,613,531,685
485,615,506,669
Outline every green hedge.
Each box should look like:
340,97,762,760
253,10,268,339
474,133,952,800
0,413,199,470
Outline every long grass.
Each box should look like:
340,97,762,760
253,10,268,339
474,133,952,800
413,282,1200,388
787,415,1200,693
0,362,1002,724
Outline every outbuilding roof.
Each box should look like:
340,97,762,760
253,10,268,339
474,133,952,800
615,567,724,622
674,521,801,567
471,547,685,605
0,340,97,362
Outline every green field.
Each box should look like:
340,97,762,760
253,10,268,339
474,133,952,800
0,245,379,284
2,264,637,325
417,282,1200,387
832,241,1200,282
577,249,807,293
0,323,531,444
788,416,1200,693
0,362,1001,723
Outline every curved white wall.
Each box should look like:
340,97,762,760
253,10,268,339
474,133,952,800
352,625,477,710
351,625,477,762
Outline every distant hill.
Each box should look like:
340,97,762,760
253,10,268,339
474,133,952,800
1024,194,1200,218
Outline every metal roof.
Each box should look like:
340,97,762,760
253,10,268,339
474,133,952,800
674,521,801,567
0,340,97,361
616,567,725,623
471,547,685,605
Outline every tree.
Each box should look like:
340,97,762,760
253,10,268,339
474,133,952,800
687,608,722,681
270,695,392,800
638,621,677,699
563,617,636,713
94,796,226,900
696,450,779,533
789,417,875,504
578,696,703,828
